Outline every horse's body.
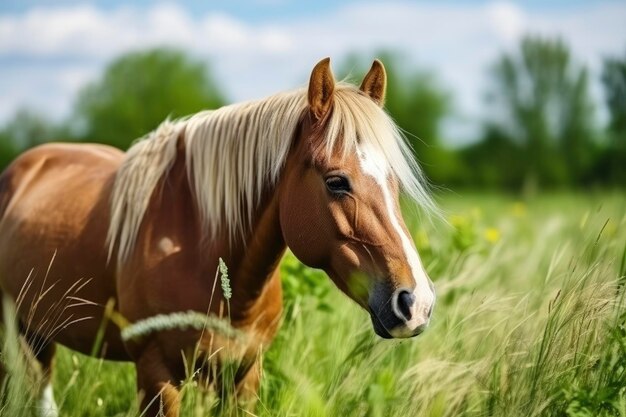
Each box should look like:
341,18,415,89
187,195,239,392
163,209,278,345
0,140,285,413
0,143,129,358
0,58,436,417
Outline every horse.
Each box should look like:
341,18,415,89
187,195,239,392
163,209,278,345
0,57,436,417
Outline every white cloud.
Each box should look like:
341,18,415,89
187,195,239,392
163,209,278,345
0,64,99,122
0,1,625,143
203,14,250,51
487,2,526,43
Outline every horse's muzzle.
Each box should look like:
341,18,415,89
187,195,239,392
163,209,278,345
368,284,434,339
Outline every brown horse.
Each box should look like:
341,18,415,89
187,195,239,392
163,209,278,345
0,58,436,416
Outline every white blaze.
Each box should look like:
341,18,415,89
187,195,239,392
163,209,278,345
357,144,435,335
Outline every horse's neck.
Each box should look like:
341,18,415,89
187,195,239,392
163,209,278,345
227,185,286,322
152,137,286,322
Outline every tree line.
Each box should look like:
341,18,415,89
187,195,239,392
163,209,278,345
1,36,624,190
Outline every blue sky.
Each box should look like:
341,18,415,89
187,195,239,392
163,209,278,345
1,0,614,17
1,0,625,143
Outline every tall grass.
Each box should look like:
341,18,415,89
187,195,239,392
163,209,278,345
1,192,625,416
0,298,41,417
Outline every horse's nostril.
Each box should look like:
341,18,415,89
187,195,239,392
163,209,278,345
396,290,415,321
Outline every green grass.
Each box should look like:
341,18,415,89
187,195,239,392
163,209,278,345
2,191,626,416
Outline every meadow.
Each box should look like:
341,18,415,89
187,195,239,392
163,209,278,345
2,191,625,417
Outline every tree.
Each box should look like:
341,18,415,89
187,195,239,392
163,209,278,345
0,109,65,170
483,36,597,190
0,130,17,170
74,48,226,149
460,125,525,189
601,50,626,184
339,52,456,184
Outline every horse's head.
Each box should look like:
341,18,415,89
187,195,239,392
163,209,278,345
279,58,435,339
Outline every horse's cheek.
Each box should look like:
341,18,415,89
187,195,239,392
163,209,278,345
279,184,330,269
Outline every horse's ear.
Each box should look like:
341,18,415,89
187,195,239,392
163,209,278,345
308,57,335,121
360,59,387,107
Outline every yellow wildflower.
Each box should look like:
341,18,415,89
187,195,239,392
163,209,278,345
450,214,468,228
484,228,501,244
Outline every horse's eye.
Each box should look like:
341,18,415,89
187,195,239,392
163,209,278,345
325,175,352,194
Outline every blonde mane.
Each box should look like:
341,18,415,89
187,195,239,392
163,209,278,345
107,83,435,263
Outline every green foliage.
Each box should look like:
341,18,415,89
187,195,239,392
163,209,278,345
280,254,333,314
74,48,226,149
0,49,225,170
603,51,626,139
1,109,63,150
473,36,598,190
1,42,625,186
0,109,68,170
600,51,626,184
562,322,626,416
458,126,525,188
0,132,16,171
53,352,137,417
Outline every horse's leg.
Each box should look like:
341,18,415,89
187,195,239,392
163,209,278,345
21,331,58,417
135,343,181,417
234,359,261,411
1,295,59,417
35,343,58,417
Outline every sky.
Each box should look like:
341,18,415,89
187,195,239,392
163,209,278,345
1,0,625,144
